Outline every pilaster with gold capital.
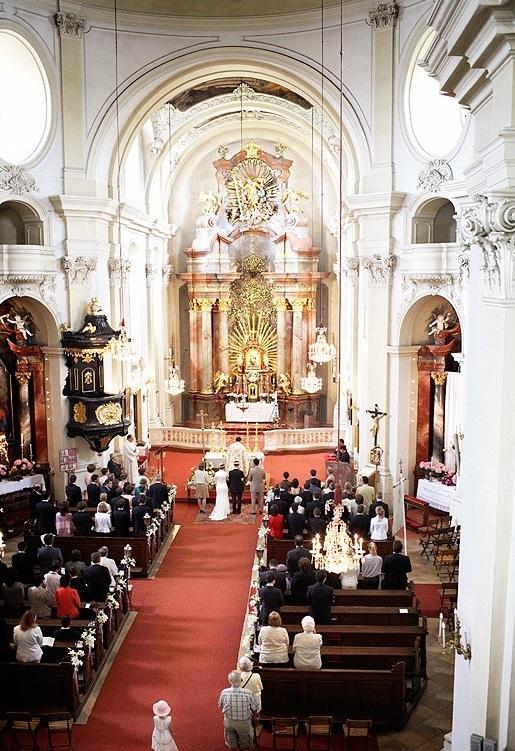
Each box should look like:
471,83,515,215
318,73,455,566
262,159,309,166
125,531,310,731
291,300,305,393
217,299,231,375
199,300,214,393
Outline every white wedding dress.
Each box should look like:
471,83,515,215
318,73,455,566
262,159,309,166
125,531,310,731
210,469,230,521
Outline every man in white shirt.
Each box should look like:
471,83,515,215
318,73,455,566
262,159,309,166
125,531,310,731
98,545,119,585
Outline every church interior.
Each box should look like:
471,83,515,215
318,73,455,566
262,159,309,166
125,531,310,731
0,0,514,749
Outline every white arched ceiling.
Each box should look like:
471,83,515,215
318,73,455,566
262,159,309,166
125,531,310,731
86,47,370,198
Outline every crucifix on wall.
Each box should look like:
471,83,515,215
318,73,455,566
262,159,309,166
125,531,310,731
366,403,387,447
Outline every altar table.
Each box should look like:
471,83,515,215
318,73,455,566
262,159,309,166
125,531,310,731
416,478,456,513
0,474,46,535
0,473,46,496
225,401,277,423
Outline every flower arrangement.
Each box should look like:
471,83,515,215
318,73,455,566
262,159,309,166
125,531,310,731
67,643,85,669
419,459,447,479
106,593,120,610
0,465,7,478
96,609,108,625
80,623,96,649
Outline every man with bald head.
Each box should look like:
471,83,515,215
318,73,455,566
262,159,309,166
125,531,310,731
218,669,258,751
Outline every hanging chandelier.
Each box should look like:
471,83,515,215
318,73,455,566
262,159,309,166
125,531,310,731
311,506,364,574
301,362,323,394
164,347,185,396
106,320,132,360
309,326,336,364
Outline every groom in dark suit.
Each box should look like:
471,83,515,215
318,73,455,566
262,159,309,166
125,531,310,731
228,460,245,514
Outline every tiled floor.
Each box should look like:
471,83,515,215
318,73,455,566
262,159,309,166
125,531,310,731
376,535,454,750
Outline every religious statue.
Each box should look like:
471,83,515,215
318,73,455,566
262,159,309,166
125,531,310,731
6,313,33,341
428,309,452,337
281,188,309,215
277,373,291,394
87,298,104,316
213,370,229,394
366,403,387,447
198,189,221,216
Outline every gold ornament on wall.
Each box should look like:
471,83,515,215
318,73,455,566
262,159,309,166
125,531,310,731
226,152,280,227
95,402,122,426
73,402,87,424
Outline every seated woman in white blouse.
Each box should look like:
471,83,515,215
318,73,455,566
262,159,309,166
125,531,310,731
258,611,290,665
13,610,44,663
293,615,322,670
94,501,113,534
369,506,389,541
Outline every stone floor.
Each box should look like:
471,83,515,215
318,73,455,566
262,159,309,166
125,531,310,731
376,533,454,750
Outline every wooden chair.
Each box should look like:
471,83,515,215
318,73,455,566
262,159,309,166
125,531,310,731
306,715,333,751
271,717,298,750
343,719,372,750
46,712,74,750
6,712,40,751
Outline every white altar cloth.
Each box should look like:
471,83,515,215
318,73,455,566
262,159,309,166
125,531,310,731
225,401,277,423
0,474,45,496
416,478,456,513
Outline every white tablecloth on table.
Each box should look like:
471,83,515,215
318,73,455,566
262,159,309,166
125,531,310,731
225,401,277,423
416,478,456,513
0,473,46,497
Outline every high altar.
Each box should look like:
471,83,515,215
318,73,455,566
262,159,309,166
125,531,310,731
180,142,327,425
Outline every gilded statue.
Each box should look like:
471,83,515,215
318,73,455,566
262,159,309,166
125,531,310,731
278,373,291,394
213,370,229,394
198,190,221,216
282,188,309,215
87,298,104,316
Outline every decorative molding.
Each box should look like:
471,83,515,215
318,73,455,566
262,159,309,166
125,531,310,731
162,264,174,284
0,164,37,195
401,273,456,297
361,254,397,286
366,1,398,29
0,273,57,310
145,263,161,286
54,12,86,37
342,257,360,287
457,248,470,287
108,259,131,288
417,159,453,193
459,195,515,302
61,257,97,288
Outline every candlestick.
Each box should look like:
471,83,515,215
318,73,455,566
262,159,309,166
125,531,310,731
441,622,446,648
454,608,457,632
20,432,24,459
439,612,443,638
29,444,33,462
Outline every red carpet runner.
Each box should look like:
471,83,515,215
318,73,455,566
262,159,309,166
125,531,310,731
74,504,258,750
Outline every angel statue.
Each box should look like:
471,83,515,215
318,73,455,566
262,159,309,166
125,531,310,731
277,373,291,394
7,313,33,340
198,190,221,216
282,188,309,215
213,370,229,394
428,309,452,337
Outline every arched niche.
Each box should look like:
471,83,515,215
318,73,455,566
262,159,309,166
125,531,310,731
398,293,461,349
411,197,456,244
0,200,43,245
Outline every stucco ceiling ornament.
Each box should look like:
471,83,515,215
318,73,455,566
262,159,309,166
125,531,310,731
54,12,86,37
459,194,515,302
0,164,37,195
361,254,397,286
366,2,399,29
61,257,97,288
417,159,453,193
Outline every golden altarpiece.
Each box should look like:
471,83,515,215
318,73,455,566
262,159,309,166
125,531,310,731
180,142,326,425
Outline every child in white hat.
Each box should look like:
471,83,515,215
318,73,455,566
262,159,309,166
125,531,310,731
151,699,179,751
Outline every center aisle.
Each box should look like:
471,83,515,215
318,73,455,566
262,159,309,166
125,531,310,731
74,503,258,750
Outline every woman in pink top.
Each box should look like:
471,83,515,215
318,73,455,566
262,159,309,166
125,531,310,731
56,502,75,536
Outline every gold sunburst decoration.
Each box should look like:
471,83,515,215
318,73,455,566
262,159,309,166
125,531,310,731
229,313,277,374
229,254,275,326
226,156,280,227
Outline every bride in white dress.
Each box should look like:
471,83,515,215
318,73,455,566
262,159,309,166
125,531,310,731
210,464,230,521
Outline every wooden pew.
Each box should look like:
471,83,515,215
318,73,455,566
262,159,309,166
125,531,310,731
267,536,394,565
280,605,421,626
257,664,407,728
332,589,415,607
2,662,80,716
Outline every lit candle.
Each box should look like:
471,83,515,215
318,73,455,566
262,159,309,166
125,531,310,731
454,608,457,632
20,433,24,458
29,444,33,462
439,613,443,639
441,622,446,648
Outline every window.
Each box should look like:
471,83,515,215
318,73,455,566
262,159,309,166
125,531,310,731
0,30,51,164
405,31,466,158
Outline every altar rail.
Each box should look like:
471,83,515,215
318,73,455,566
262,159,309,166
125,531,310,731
263,427,337,452
150,426,226,450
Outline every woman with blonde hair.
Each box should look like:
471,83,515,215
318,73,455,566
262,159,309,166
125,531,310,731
94,500,113,534
292,615,322,670
13,610,44,663
360,541,383,589
258,611,290,665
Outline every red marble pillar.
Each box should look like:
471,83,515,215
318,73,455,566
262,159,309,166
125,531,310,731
31,362,48,463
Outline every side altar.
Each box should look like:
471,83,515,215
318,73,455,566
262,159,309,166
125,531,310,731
179,142,327,427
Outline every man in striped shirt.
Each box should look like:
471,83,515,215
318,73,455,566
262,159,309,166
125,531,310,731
219,670,259,750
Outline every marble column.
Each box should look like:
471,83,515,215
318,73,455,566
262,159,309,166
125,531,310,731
218,298,230,375
431,371,447,462
199,299,213,394
275,298,288,378
188,299,200,392
291,299,305,394
145,263,162,427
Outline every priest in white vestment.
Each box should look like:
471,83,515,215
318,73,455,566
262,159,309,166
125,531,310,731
123,434,139,483
225,436,250,476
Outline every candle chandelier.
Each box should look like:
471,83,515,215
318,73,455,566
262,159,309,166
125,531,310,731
309,325,337,364
106,320,131,360
300,361,323,394
311,506,364,574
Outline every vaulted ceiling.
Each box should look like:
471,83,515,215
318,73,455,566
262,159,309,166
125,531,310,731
79,0,341,18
